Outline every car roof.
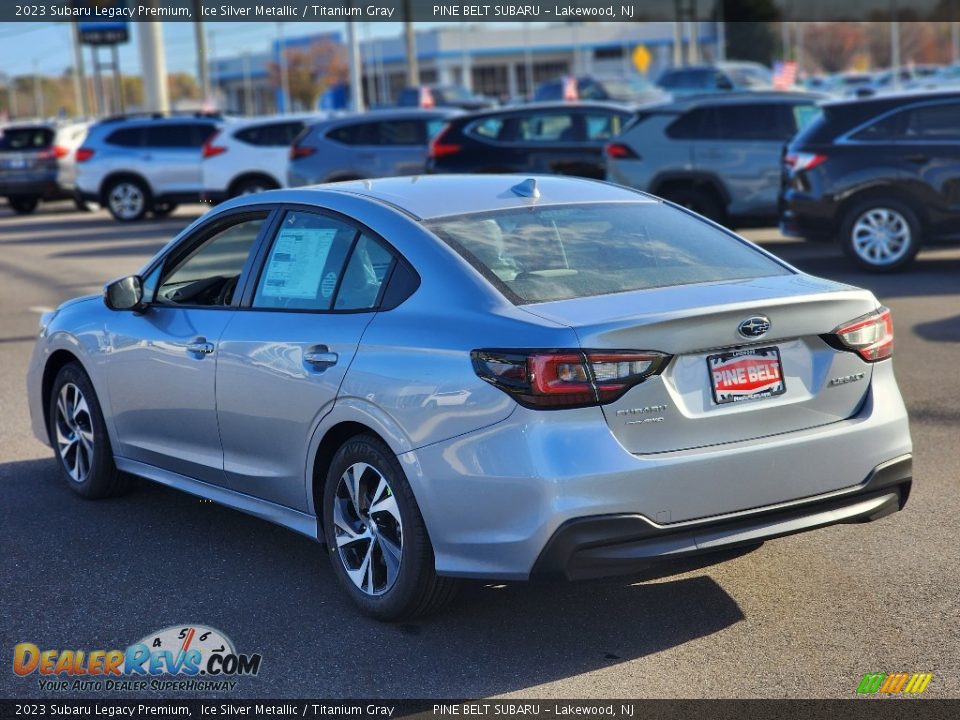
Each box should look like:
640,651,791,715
452,100,636,121
275,174,656,220
307,107,460,129
821,88,960,110
651,90,824,112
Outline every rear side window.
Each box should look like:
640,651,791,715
235,121,305,146
144,123,215,148
584,112,625,140
853,102,960,142
712,104,796,141
427,203,789,304
517,113,579,142
666,108,711,139
380,120,424,145
105,127,144,148
469,117,506,140
0,126,54,150
659,69,711,90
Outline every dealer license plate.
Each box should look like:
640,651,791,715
708,346,786,405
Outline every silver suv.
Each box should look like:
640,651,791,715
287,109,457,186
76,115,222,221
606,92,822,227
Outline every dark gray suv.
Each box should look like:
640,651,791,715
606,92,822,227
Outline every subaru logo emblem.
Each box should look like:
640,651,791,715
738,316,771,339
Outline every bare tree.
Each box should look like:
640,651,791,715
801,22,864,73
268,38,347,111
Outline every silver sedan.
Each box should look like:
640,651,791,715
27,175,912,619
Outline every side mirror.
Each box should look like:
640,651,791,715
104,275,145,312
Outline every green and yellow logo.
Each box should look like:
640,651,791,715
856,672,932,695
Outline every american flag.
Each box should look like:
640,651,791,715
773,61,798,89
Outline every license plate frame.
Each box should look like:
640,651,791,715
708,346,786,405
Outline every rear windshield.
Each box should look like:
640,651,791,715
0,126,54,151
427,202,790,304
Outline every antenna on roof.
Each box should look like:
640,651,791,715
511,178,540,200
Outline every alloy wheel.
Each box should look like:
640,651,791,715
851,207,912,266
332,462,403,596
55,383,94,483
108,182,145,220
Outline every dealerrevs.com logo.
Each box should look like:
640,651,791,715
13,625,262,692
856,672,933,696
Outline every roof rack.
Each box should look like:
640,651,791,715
97,110,224,124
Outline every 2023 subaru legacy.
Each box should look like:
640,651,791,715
27,175,912,619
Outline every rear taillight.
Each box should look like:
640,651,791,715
828,307,894,362
605,142,638,160
37,145,70,160
472,349,670,409
202,131,227,159
784,152,827,172
289,144,316,160
75,147,94,162
428,124,461,159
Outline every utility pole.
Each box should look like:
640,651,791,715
242,51,253,115
346,19,364,112
194,1,210,103
32,60,44,118
672,20,684,66
70,22,87,117
137,21,169,113
891,20,901,89
403,0,418,86
277,23,290,113
111,44,124,114
952,21,959,63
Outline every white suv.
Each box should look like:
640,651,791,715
75,115,223,221
201,114,324,202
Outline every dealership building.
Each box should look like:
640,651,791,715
209,22,721,114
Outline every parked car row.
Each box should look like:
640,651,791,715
0,120,90,214
9,83,960,273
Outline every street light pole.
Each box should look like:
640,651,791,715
277,22,290,114
193,1,210,104
403,0,419,86
346,19,364,112
70,22,87,117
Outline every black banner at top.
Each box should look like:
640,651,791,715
3,0,960,23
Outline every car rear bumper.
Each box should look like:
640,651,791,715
780,190,838,241
0,179,68,199
531,455,911,581
406,362,911,580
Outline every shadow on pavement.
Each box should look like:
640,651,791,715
0,457,745,698
913,315,960,343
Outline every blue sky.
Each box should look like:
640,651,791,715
0,22,441,78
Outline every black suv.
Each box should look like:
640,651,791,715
781,90,960,271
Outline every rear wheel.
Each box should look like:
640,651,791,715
840,197,921,272
48,363,128,499
322,435,458,620
661,188,725,225
8,196,39,214
104,178,149,222
230,176,278,197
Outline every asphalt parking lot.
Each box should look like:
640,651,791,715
1,202,958,699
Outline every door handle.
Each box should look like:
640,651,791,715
905,153,929,164
304,347,338,368
186,339,215,355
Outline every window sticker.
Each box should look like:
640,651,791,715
260,228,336,299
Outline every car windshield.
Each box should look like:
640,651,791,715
427,202,790,304
0,126,54,151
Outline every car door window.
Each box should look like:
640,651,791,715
236,121,305,146
518,113,579,142
584,112,625,140
379,120,424,146
156,215,267,307
713,104,791,141
334,235,395,311
253,211,358,311
904,103,960,140
145,123,214,149
105,127,145,147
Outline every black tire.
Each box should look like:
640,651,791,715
103,177,150,222
839,197,921,273
661,188,725,225
151,202,178,218
322,434,458,620
9,196,39,214
229,176,278,198
73,196,94,212
47,363,128,499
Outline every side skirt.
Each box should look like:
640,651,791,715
114,457,320,541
